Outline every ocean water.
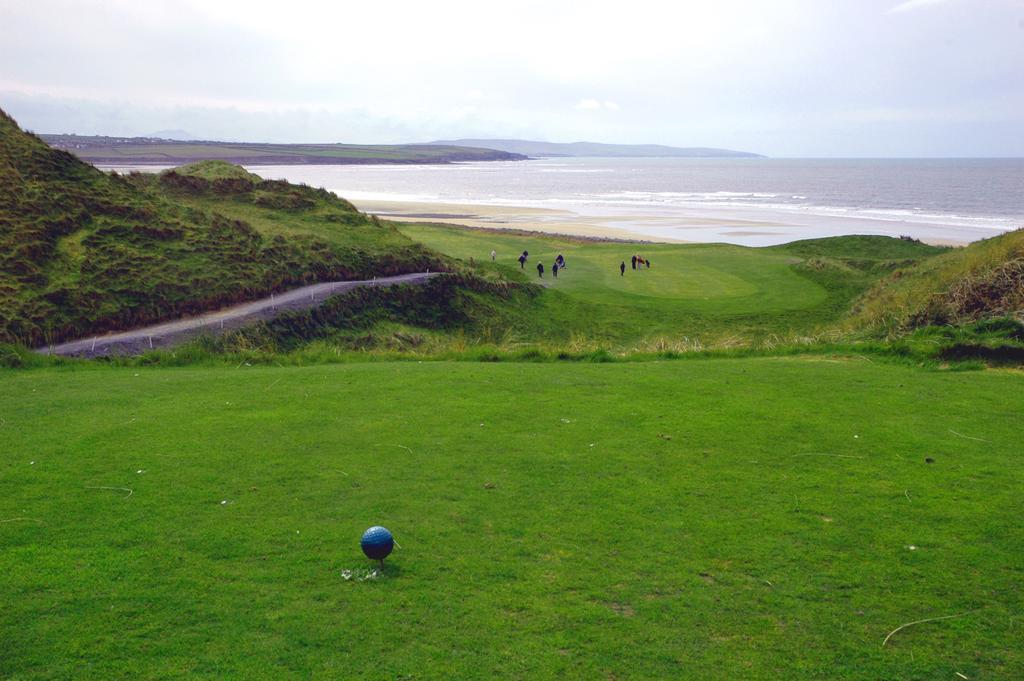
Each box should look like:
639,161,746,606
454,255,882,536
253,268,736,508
106,158,1024,245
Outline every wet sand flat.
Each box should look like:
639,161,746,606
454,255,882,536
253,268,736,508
355,198,978,246
356,199,792,244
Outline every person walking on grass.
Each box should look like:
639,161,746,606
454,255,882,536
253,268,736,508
631,254,637,270
537,261,545,278
620,261,626,276
519,253,527,269
552,262,559,278
646,257,651,269
491,249,496,261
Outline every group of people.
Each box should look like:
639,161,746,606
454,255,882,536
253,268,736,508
620,254,651,275
515,250,568,278
505,248,652,279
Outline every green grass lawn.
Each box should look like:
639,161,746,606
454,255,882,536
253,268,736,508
395,224,940,347
3,359,1021,679
400,223,824,313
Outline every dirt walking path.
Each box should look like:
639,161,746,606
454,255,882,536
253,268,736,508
39,272,436,358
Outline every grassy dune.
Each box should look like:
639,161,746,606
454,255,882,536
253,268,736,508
850,228,1024,335
170,160,263,183
2,359,1021,679
0,106,446,346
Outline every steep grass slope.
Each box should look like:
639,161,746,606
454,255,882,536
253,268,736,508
849,229,1024,335
0,110,443,346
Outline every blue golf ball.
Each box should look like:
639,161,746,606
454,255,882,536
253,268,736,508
360,526,394,561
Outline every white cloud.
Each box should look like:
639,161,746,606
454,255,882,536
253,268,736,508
1,0,1021,156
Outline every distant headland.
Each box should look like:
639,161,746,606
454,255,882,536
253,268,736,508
40,133,763,165
39,134,528,165
431,138,764,158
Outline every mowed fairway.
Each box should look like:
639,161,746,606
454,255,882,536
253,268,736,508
400,223,825,314
2,360,1022,679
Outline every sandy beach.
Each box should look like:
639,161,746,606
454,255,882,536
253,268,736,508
353,198,977,246
355,200,696,242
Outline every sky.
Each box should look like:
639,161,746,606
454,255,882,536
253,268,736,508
1,0,1023,157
